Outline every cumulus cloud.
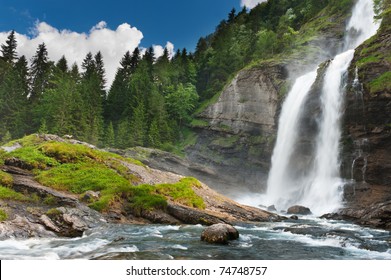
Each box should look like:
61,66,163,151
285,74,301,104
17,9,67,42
0,21,175,88
153,41,175,60
240,0,268,9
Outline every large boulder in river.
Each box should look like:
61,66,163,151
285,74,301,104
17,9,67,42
287,205,312,215
201,223,239,244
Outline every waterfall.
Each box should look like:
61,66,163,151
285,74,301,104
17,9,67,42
265,0,380,214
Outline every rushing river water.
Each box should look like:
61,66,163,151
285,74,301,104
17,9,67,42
1,217,390,260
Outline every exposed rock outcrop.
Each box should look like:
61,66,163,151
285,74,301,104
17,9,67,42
0,134,283,238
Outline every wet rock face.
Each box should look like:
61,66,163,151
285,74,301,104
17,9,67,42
339,12,391,224
187,65,287,194
199,66,285,135
201,223,239,244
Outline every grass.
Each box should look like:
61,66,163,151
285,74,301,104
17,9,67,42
36,162,131,194
127,184,168,215
90,177,205,213
190,119,210,128
2,134,206,215
0,171,13,187
155,177,205,209
0,208,8,221
369,72,391,94
4,134,43,148
7,146,59,170
0,185,29,201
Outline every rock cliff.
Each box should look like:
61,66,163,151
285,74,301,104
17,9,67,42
185,5,351,196
338,4,391,229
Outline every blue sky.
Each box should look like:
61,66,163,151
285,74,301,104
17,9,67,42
0,0,265,86
0,0,246,51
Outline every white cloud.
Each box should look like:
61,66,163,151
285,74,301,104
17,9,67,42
0,21,175,88
240,0,268,9
153,41,175,60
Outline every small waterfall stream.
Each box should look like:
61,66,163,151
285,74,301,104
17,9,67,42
265,0,380,214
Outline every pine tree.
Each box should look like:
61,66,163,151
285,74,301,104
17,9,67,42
56,56,68,73
80,52,104,145
228,8,236,23
81,52,95,79
30,43,50,103
94,51,106,92
130,47,140,73
1,30,17,64
105,50,137,123
104,121,115,147
116,120,129,149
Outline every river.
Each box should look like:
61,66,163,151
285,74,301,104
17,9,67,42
0,217,390,260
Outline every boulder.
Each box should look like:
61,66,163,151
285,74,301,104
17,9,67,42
290,215,299,220
201,223,239,244
81,190,100,203
267,205,277,211
287,205,312,215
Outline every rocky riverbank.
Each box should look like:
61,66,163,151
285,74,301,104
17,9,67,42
0,134,282,239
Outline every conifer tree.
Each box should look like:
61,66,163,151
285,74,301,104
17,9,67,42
56,56,68,73
1,30,17,64
30,43,50,103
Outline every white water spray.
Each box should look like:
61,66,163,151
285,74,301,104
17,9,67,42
265,0,380,214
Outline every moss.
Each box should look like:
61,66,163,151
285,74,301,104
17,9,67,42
128,184,168,215
211,135,240,148
4,134,43,148
0,171,13,187
36,162,131,194
369,72,391,94
46,208,62,216
43,195,58,205
7,146,59,169
190,119,210,128
0,208,8,222
0,186,29,201
89,194,116,212
0,149,6,165
40,142,101,164
155,178,205,209
357,55,381,67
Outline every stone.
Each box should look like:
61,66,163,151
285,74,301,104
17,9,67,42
287,205,312,215
201,223,239,244
81,190,100,203
290,215,299,220
267,205,277,211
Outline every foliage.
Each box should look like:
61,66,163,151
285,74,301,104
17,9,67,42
0,170,13,187
369,72,391,94
7,146,59,169
0,208,8,221
0,185,29,201
36,162,130,193
0,0,387,155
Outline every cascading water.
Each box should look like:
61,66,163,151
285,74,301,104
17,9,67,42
265,0,380,214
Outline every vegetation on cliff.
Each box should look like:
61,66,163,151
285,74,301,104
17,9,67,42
353,0,391,95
